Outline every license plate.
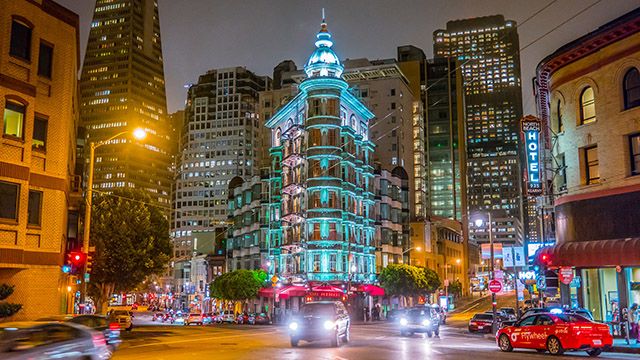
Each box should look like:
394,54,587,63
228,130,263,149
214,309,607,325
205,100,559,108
592,340,602,345
478,326,484,329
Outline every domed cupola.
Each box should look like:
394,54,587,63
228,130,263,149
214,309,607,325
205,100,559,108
304,14,344,79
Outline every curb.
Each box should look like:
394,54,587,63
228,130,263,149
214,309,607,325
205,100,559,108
609,346,640,354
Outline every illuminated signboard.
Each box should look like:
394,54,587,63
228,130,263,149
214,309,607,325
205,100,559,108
521,116,543,195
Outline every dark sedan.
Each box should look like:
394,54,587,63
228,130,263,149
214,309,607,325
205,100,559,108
288,301,350,347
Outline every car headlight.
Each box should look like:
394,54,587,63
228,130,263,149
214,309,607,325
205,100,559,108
289,322,298,331
422,319,431,326
400,318,408,326
323,320,335,330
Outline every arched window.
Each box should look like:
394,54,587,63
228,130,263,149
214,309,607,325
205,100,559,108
579,87,596,124
555,100,564,133
274,128,281,146
623,68,640,110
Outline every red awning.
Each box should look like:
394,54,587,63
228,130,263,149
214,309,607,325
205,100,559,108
357,284,385,297
309,285,344,299
539,238,640,267
258,285,308,299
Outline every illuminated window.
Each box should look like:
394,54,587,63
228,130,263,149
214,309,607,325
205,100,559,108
3,101,25,139
623,68,640,110
579,87,596,124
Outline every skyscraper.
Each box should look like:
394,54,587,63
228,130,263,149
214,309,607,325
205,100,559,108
79,0,172,205
172,67,269,259
434,15,524,245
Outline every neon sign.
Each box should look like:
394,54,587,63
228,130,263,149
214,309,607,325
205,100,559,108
521,116,543,196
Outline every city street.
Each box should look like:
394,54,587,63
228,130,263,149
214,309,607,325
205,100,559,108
113,322,638,360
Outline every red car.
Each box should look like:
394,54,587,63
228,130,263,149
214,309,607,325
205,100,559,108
496,312,612,357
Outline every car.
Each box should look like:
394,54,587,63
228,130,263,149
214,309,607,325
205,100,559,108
0,322,111,360
107,309,133,331
469,313,499,333
496,313,612,356
500,307,517,320
386,308,407,323
430,304,447,324
202,313,214,325
253,312,271,325
288,301,350,348
216,311,236,324
186,313,204,326
67,314,122,351
399,307,440,337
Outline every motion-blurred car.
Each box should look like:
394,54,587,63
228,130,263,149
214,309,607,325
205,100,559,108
469,313,499,333
0,322,111,360
67,314,121,351
288,301,350,347
497,313,612,356
107,310,133,331
186,313,204,326
399,307,440,337
253,313,271,325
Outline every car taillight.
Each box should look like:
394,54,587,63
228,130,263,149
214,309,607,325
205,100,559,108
109,322,120,330
93,333,107,347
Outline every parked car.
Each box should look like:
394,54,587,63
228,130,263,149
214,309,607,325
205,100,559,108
499,307,517,320
216,311,236,324
288,301,350,347
67,314,121,351
469,313,499,333
202,313,214,325
253,313,271,325
497,313,612,356
107,310,133,331
399,307,440,337
521,307,594,321
0,322,111,360
186,313,204,326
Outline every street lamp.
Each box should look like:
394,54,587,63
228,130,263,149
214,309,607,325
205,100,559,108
402,246,421,266
81,127,147,308
444,258,461,302
474,213,497,334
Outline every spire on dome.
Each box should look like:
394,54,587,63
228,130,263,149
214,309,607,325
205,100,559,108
304,10,344,79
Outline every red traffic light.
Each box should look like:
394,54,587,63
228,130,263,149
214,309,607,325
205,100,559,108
69,251,86,266
539,253,552,266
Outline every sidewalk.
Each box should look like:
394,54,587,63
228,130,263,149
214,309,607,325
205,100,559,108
611,338,640,354
450,294,489,313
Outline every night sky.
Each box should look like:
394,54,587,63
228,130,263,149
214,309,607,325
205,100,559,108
57,0,638,114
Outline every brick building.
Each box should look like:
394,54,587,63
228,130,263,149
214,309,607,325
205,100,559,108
0,0,79,320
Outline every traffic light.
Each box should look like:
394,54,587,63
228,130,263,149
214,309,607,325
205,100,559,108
67,251,86,273
86,246,95,274
540,253,552,266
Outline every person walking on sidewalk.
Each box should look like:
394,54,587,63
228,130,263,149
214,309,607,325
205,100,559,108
630,303,638,344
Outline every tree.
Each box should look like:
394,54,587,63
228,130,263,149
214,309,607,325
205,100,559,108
418,267,442,295
87,188,172,313
0,284,22,318
209,269,266,301
379,263,423,298
448,279,463,299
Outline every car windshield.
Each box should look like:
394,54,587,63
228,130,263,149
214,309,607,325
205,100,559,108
408,309,426,317
555,314,591,323
301,303,334,316
473,314,493,320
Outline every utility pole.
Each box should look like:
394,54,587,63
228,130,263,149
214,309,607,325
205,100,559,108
488,212,497,334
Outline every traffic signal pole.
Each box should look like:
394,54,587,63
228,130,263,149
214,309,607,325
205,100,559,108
489,212,497,334
81,142,95,311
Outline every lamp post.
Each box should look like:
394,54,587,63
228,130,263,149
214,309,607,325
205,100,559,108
444,258,461,302
81,128,147,308
475,212,496,334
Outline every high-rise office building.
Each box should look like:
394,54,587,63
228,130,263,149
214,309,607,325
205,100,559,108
172,67,269,258
424,57,466,220
434,15,524,245
79,0,172,205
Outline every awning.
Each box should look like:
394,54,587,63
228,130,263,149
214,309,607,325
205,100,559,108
308,285,344,299
258,285,307,299
357,284,385,297
539,238,640,267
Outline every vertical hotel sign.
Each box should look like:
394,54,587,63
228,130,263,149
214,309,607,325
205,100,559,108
521,115,543,195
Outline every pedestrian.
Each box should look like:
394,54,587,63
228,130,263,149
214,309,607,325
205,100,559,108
629,303,638,343
621,307,630,345
611,301,620,336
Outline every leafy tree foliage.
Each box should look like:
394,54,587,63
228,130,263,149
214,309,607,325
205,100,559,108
380,264,442,298
87,189,172,313
210,269,267,301
0,284,21,318
448,279,463,299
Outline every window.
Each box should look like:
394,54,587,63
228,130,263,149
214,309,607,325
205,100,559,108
557,153,567,192
584,145,599,184
10,20,32,60
0,181,19,221
391,102,396,110
390,88,396,96
630,134,640,176
33,116,47,149
623,68,640,110
516,315,537,327
3,101,25,139
579,87,596,124
28,190,42,226
555,100,564,132
38,42,54,78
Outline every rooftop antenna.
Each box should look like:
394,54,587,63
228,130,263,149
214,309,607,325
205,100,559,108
322,8,325,23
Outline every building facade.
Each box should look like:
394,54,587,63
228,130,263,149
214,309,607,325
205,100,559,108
79,0,172,206
172,67,268,258
535,7,640,319
0,0,79,319
434,16,525,247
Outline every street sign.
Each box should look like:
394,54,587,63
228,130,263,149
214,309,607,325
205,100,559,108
84,273,90,282
517,286,524,301
570,276,581,288
558,267,574,285
488,280,502,293
537,275,546,290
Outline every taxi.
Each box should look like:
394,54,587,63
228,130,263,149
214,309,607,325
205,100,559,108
496,312,612,357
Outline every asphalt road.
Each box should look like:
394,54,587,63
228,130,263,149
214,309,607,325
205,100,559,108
112,321,638,360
